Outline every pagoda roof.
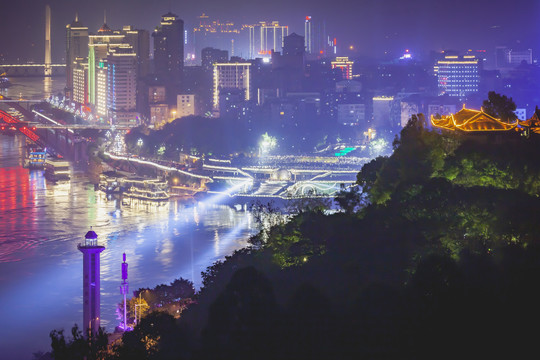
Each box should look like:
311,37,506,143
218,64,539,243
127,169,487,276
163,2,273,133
431,107,518,132
98,23,113,34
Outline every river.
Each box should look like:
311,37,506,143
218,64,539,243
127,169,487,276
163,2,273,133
0,77,256,359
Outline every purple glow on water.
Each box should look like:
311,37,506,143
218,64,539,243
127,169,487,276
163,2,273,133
0,135,255,359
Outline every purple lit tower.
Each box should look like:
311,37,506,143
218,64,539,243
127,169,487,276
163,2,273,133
78,228,105,336
120,253,129,330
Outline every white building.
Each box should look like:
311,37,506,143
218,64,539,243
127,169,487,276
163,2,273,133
213,62,251,110
72,57,88,106
177,94,196,118
106,51,138,126
96,62,108,117
436,55,480,98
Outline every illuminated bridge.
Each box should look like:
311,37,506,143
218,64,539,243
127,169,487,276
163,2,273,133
103,152,363,198
0,64,65,76
202,163,361,198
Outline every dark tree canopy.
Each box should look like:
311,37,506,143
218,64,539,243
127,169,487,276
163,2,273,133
482,91,517,122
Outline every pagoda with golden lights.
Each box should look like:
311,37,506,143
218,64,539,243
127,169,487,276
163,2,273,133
431,106,518,132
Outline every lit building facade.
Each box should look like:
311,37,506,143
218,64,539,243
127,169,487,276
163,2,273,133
65,15,89,98
72,57,88,105
107,51,138,126
95,62,108,117
177,94,196,117
213,62,251,110
87,25,125,105
436,55,480,98
331,57,354,80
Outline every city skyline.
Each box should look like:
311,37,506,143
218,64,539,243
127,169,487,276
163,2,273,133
1,0,539,63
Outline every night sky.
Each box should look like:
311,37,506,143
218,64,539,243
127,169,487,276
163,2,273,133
1,0,539,62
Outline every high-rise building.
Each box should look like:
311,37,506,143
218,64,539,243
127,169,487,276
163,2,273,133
95,60,108,117
304,16,330,57
201,47,228,73
435,54,480,98
331,57,354,80
87,23,125,105
121,26,150,116
213,62,251,110
107,49,138,126
72,57,88,105
65,14,89,97
78,229,105,336
272,33,306,94
153,12,184,104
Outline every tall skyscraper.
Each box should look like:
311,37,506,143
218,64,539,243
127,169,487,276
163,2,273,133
121,26,150,116
153,12,184,104
435,54,480,98
65,14,89,97
304,16,332,57
87,22,125,105
107,49,138,126
78,229,105,336
72,57,88,105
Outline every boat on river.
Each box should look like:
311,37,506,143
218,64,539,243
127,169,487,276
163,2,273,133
0,76,11,88
122,177,170,201
44,158,70,181
23,147,47,169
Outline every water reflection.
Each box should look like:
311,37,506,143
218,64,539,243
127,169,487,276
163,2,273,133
0,135,255,360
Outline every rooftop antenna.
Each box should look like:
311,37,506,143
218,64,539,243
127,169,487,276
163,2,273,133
75,12,78,22
104,9,107,24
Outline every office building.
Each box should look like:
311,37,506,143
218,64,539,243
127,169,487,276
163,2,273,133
107,50,138,126
213,62,251,110
72,57,88,106
95,61,108,117
87,23,125,105
436,54,480,98
65,14,89,97
153,12,184,104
